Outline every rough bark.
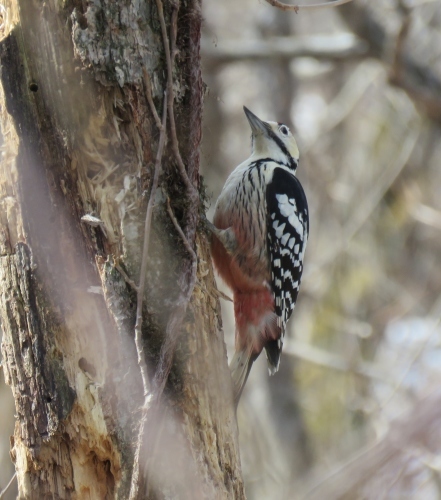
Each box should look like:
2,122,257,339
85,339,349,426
0,0,244,498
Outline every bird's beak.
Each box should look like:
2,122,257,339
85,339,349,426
243,107,269,136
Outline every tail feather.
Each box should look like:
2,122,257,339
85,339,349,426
229,348,256,406
264,338,282,375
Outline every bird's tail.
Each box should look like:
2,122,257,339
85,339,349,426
229,347,257,406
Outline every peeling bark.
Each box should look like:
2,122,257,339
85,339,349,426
0,0,244,498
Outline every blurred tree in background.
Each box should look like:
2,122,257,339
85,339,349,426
201,0,441,498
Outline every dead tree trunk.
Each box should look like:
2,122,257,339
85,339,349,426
0,0,244,498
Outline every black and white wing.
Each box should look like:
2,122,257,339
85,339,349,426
265,167,309,370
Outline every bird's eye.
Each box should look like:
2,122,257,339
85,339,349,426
279,125,289,136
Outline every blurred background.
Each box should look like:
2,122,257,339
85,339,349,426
201,0,441,498
2,0,441,498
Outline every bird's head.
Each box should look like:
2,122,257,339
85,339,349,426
243,106,299,172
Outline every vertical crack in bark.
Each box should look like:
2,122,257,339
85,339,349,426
0,243,76,446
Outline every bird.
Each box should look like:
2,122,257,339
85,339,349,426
209,106,309,405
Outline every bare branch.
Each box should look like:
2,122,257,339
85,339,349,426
129,9,201,496
114,260,139,292
338,2,441,123
152,262,197,400
214,288,233,303
387,4,441,120
265,0,354,13
142,68,163,131
166,197,197,262
390,3,412,85
155,0,194,194
0,472,17,499
135,89,168,397
129,88,168,500
202,34,367,65
149,0,199,405
409,203,441,232
130,7,202,496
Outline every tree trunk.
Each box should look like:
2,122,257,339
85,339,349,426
0,0,244,498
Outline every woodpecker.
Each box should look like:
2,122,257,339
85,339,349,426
210,107,309,404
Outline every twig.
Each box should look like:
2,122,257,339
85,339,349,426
131,1,201,496
339,2,441,123
151,265,197,400
409,203,441,231
166,197,197,262
152,195,198,401
150,0,199,405
129,86,168,500
202,34,367,64
265,0,353,13
389,2,412,86
142,199,198,496
115,261,139,292
168,6,185,170
214,288,233,303
0,472,17,499
155,0,193,192
163,2,196,194
134,89,168,397
142,68,163,131
385,2,441,122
